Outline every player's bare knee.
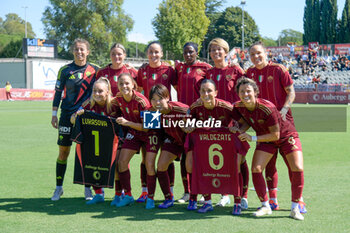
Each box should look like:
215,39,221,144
291,165,303,172
252,166,262,173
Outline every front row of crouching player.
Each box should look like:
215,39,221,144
66,74,306,221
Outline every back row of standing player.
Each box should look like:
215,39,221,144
51,38,305,220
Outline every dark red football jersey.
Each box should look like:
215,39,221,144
246,61,293,111
233,98,298,142
206,65,245,103
175,61,211,105
190,98,235,127
190,128,240,195
96,64,137,96
137,63,176,99
114,91,150,136
82,97,121,118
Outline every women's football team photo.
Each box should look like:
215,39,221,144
50,37,306,221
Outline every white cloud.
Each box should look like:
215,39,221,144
127,32,156,44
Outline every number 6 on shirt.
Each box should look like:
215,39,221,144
208,143,224,170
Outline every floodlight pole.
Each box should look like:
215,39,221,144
241,0,246,52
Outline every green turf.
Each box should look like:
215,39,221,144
0,101,349,233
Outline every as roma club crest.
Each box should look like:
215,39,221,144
288,137,299,150
226,75,233,81
267,76,274,83
162,74,168,80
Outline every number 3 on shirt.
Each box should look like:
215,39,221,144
92,130,100,156
208,143,224,170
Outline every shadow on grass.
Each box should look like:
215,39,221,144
0,198,289,221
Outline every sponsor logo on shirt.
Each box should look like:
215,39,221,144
164,138,171,143
59,126,71,134
258,120,264,124
125,133,134,140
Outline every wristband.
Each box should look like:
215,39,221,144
280,107,288,115
251,136,257,142
52,110,57,117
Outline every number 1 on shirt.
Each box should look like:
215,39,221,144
92,130,100,156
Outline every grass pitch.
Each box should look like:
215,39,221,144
0,101,349,233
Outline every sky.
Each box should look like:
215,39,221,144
0,0,346,44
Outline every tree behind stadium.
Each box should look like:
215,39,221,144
303,0,320,44
0,13,36,58
152,0,210,60
278,29,304,46
339,0,350,43
213,7,260,50
42,0,133,64
319,0,337,44
201,0,226,57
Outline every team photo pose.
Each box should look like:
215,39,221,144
206,38,249,208
186,79,249,215
135,41,177,203
148,84,189,209
115,73,160,208
70,78,122,205
96,43,137,96
233,77,305,221
51,38,99,201
174,42,211,203
246,41,306,213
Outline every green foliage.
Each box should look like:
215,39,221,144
0,33,22,53
278,29,303,46
125,41,147,58
262,37,278,47
339,0,350,42
201,0,225,56
0,39,22,58
303,0,320,44
212,7,260,51
0,13,36,38
42,0,134,65
152,0,210,59
320,0,338,44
